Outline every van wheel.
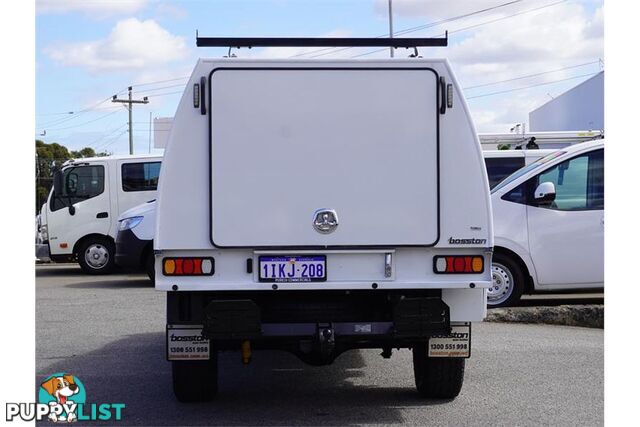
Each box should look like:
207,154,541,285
77,238,115,275
145,251,155,283
412,344,465,399
487,253,525,307
172,356,218,402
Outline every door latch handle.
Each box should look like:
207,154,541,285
96,212,108,219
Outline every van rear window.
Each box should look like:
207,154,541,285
122,162,161,192
484,157,525,189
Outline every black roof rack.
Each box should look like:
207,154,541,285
195,33,448,48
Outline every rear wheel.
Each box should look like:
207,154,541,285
412,344,465,399
172,355,219,402
487,253,525,307
77,237,115,275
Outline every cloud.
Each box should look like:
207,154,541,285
371,2,605,132
37,0,148,15
154,2,188,21
44,18,189,73
444,2,603,100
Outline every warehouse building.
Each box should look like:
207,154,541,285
529,71,604,132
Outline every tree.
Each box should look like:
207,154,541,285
70,147,96,158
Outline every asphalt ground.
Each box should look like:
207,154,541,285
36,264,603,426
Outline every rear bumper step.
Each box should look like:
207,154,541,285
199,296,450,341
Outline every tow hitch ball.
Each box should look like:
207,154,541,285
316,324,335,359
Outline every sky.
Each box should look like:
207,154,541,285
35,0,604,155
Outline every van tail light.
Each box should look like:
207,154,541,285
163,257,215,276
433,256,484,274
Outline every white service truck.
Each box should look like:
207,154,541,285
42,154,162,274
155,38,492,402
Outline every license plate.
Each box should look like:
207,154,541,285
428,324,471,358
259,255,327,282
166,325,210,361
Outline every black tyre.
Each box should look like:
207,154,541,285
487,253,525,307
77,237,115,275
145,250,155,283
172,356,218,402
413,344,465,399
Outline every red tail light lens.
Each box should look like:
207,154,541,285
433,256,484,274
163,257,215,276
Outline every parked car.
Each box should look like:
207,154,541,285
115,200,156,280
42,154,162,274
483,149,556,189
154,50,493,402
488,140,604,306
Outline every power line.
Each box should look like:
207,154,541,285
37,89,127,128
296,0,527,59
463,60,601,90
43,109,122,132
36,111,74,117
133,75,189,88
36,79,186,121
351,0,567,58
88,123,128,149
466,71,599,99
145,90,184,98
136,83,188,95
96,129,129,151
444,0,568,37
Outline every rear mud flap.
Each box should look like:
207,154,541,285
392,297,450,338
202,300,262,339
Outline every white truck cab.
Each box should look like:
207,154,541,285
155,37,492,402
488,140,604,306
43,154,162,274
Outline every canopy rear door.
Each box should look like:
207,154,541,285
210,67,440,248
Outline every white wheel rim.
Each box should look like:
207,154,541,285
488,262,514,305
84,244,109,269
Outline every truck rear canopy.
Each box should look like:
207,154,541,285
210,67,440,248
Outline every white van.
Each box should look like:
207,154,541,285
118,150,550,282
488,140,604,306
483,149,556,189
115,200,157,279
154,51,493,402
41,154,162,274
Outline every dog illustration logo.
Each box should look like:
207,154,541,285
39,373,86,423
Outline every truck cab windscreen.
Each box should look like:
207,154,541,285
50,165,105,211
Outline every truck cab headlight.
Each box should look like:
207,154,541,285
119,216,143,231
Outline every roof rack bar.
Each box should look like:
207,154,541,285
195,34,448,48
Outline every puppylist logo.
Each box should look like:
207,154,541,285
5,372,125,423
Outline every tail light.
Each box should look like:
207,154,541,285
433,256,484,274
163,257,215,276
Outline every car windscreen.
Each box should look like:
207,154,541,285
491,151,566,194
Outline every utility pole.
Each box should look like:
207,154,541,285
148,111,152,153
112,86,148,155
388,0,394,58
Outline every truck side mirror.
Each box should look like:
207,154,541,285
534,182,556,205
53,170,63,195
